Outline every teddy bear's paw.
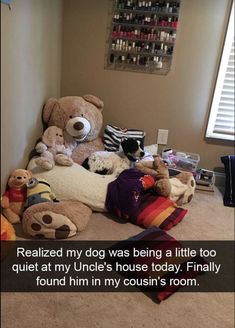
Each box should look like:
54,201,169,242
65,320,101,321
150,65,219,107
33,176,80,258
22,211,77,239
35,158,54,170
55,154,73,166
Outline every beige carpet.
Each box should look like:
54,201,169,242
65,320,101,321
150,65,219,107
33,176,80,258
1,187,234,328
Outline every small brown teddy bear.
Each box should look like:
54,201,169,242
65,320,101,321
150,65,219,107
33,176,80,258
35,126,73,170
136,156,195,205
1,169,32,223
42,95,105,164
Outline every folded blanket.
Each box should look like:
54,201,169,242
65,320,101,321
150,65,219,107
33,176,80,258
108,227,205,301
105,169,187,230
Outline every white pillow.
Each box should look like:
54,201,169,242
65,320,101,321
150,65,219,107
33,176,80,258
27,159,116,212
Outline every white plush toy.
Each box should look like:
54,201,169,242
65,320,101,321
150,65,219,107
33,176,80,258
35,126,73,170
27,158,116,211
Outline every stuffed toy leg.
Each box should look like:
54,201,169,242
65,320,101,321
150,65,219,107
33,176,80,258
22,200,92,239
24,158,117,239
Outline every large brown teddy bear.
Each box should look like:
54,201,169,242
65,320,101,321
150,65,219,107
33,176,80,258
21,95,108,239
42,95,104,164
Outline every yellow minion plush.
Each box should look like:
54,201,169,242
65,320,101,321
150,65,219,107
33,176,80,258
25,178,57,208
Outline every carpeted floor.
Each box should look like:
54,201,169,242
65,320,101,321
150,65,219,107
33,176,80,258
1,187,234,328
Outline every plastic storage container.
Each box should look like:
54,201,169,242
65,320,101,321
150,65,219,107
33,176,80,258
162,148,200,172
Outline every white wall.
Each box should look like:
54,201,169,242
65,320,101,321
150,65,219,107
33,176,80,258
1,0,62,190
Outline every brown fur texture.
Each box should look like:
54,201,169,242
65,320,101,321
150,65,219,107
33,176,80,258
136,155,169,179
27,94,105,239
42,95,104,164
136,156,195,205
1,169,32,224
22,200,92,239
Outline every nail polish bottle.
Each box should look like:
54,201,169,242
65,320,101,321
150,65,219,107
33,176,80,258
146,57,150,67
127,53,131,64
140,27,144,39
137,55,140,65
157,57,163,68
174,17,178,28
140,42,144,52
111,41,116,50
166,2,169,12
116,39,120,50
151,42,156,53
164,45,168,54
133,56,137,64
160,31,165,41
155,2,159,12
121,55,125,63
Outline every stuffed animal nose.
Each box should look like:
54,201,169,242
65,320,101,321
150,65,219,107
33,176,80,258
74,122,84,131
140,151,145,157
17,176,22,180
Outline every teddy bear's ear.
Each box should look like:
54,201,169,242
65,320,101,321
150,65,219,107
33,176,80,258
42,127,55,147
82,94,104,111
26,170,33,179
43,98,60,124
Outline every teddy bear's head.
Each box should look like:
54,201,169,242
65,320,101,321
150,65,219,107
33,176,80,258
8,169,32,189
42,95,104,143
42,126,64,147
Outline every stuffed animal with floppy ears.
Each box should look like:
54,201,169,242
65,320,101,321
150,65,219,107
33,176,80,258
35,126,73,170
41,95,104,164
1,169,32,223
136,156,195,205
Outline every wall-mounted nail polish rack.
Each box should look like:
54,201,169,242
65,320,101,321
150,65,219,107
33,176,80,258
105,0,181,75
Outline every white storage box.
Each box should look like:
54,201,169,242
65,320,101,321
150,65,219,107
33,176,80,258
162,148,200,172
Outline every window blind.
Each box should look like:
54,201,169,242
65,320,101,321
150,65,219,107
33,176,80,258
206,2,234,141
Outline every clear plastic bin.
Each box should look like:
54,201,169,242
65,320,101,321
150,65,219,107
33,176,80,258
162,148,200,172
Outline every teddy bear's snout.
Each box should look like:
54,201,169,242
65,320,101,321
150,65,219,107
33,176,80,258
65,117,91,141
16,176,23,180
74,121,84,131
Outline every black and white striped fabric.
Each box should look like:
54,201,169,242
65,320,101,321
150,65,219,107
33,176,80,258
103,124,146,152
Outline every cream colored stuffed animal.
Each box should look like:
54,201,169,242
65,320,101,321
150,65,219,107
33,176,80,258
35,126,73,170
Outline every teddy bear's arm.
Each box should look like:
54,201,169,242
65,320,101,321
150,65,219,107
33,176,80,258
35,142,48,153
1,194,10,208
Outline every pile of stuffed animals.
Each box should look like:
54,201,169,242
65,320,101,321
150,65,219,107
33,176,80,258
1,94,195,240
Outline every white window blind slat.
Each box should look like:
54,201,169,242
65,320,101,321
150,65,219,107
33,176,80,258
206,2,235,141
